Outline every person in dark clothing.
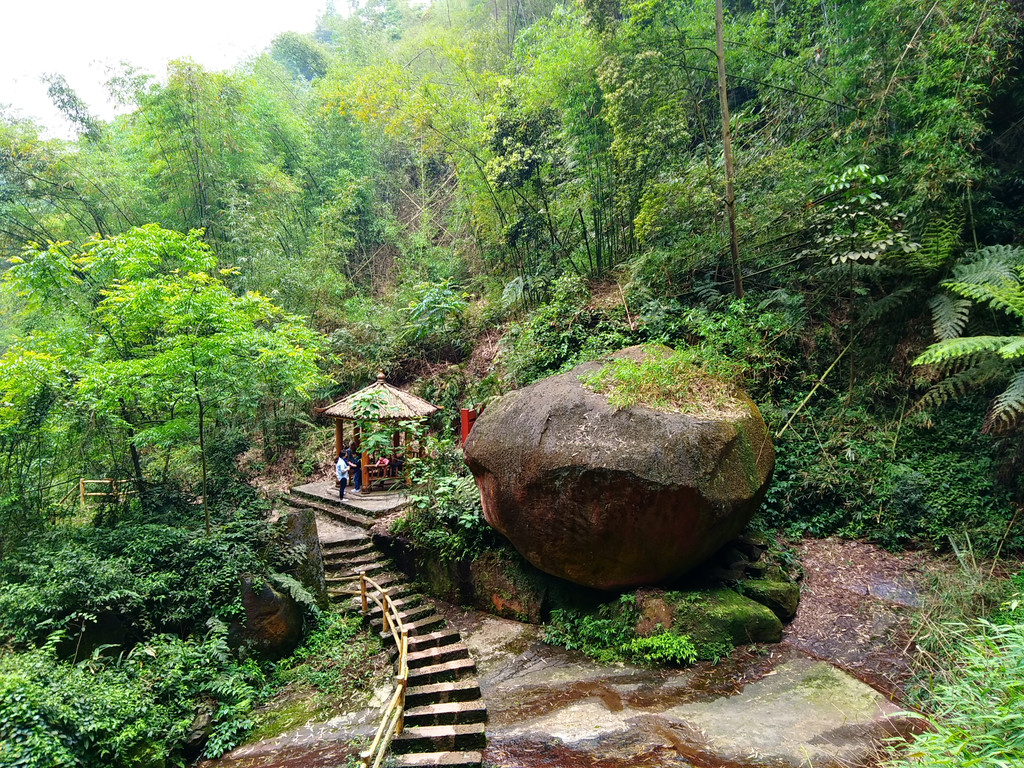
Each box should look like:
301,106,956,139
342,446,362,493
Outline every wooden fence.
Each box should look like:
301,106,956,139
56,478,137,510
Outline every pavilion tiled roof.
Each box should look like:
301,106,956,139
320,372,441,420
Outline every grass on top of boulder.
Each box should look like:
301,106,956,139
579,345,745,416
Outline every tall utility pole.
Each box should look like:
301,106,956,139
715,0,744,298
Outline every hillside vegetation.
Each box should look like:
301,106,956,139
2,0,1024,765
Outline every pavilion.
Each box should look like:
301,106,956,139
319,372,441,491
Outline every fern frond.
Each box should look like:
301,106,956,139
860,285,918,326
998,337,1024,359
984,369,1024,434
950,247,1024,285
914,336,1019,366
915,358,1005,412
928,293,972,340
693,280,723,306
943,280,1024,321
893,215,962,275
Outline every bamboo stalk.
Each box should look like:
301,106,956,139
775,344,851,439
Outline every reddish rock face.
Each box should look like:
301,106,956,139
240,576,303,659
463,348,775,590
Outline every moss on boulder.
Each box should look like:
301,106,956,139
635,588,782,652
740,579,801,622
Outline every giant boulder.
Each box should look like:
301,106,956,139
463,346,775,590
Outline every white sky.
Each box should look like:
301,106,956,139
1,0,330,137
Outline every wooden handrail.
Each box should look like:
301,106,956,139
74,478,138,509
342,570,411,768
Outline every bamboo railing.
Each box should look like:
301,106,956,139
343,570,410,768
56,478,137,510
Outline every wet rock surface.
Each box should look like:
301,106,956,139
202,537,930,768
463,345,775,590
440,604,915,768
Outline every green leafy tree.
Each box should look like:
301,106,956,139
1,225,325,530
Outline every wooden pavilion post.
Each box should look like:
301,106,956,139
334,419,343,461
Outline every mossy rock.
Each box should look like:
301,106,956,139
247,688,324,742
664,587,782,649
740,579,800,622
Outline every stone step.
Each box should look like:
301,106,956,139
403,700,487,728
405,679,482,708
370,603,435,632
401,613,446,637
333,577,411,601
393,751,482,768
406,656,476,686
322,536,372,549
340,586,416,610
356,571,401,588
393,723,486,754
321,542,373,558
325,570,386,586
325,560,387,579
285,493,373,529
324,550,379,566
406,629,462,653
406,642,470,669
364,594,421,615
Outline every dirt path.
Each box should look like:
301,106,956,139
783,538,928,701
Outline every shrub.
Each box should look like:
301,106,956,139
759,400,1018,553
622,633,698,666
543,595,722,667
394,435,496,562
0,511,276,646
501,274,639,387
0,623,265,767
887,622,1024,768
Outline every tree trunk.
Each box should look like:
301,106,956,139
716,0,744,298
194,379,209,535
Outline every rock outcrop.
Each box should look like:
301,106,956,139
278,506,329,609
463,345,775,590
238,575,303,659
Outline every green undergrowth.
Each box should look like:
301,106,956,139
0,506,277,646
760,400,1020,554
885,558,1024,766
391,435,496,562
0,495,385,767
543,594,732,667
252,611,386,741
0,621,267,767
270,611,384,705
887,620,1024,768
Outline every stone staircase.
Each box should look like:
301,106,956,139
286,488,487,768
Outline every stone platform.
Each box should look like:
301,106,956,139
292,481,409,516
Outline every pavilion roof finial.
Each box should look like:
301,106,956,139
377,371,386,382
